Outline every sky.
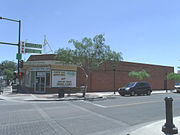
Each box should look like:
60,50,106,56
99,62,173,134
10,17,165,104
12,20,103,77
0,0,180,72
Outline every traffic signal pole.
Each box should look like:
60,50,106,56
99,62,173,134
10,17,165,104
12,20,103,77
18,20,21,91
18,20,21,77
0,17,21,91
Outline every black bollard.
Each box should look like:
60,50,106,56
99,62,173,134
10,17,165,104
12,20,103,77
58,88,64,98
162,97,178,134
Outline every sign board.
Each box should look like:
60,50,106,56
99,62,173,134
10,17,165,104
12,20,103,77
29,67,50,71
25,48,42,54
16,53,22,60
20,41,42,54
52,70,76,87
25,43,42,49
37,72,46,77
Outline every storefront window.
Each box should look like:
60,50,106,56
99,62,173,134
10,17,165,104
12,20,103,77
31,71,36,88
46,72,50,87
25,71,30,87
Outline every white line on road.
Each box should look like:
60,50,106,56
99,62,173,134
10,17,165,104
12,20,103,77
83,100,106,108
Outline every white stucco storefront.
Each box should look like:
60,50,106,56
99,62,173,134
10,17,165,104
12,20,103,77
22,60,77,93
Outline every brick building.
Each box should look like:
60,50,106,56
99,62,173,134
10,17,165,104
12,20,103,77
80,61,174,92
22,54,174,93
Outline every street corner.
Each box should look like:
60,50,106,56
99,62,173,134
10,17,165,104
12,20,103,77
22,92,109,102
122,116,180,135
0,92,35,102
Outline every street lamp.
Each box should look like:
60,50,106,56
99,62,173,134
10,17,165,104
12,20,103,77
0,17,21,90
112,63,116,94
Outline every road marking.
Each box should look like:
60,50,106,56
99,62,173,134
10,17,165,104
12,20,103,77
84,97,180,109
84,100,162,108
32,104,72,135
83,100,163,108
69,102,129,126
106,100,161,108
83,100,106,108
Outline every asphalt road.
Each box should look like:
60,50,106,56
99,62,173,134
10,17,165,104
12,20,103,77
0,92,180,135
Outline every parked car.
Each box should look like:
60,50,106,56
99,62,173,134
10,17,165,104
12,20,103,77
118,82,152,96
175,83,180,93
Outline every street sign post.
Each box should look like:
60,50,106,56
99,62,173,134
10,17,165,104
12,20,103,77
16,53,22,60
25,43,42,49
20,41,42,54
25,48,42,54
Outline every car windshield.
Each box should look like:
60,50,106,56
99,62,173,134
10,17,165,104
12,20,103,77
127,82,136,87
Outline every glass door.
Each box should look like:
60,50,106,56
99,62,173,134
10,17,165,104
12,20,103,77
34,72,46,93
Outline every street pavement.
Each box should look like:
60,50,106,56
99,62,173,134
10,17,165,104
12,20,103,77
0,87,176,102
0,88,180,135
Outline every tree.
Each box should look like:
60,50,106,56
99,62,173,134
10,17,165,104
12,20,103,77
167,72,180,81
56,34,123,96
128,69,150,80
0,60,17,84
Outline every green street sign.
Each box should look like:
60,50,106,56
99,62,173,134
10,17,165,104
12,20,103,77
25,48,42,54
16,53,22,60
25,43,42,49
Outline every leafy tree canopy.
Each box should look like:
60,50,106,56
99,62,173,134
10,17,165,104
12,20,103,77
0,60,17,81
128,69,150,80
55,34,123,70
167,72,180,81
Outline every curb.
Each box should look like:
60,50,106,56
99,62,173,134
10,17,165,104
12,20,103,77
0,90,177,102
120,116,180,135
24,96,104,102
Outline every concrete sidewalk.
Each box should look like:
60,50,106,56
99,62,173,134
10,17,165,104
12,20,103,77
25,90,177,101
0,89,176,102
122,116,180,135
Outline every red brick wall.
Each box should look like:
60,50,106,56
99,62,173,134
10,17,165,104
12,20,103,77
77,61,174,92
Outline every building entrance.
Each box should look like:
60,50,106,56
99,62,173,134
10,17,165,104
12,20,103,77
34,72,46,93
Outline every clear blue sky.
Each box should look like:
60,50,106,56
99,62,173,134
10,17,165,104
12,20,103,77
0,0,180,72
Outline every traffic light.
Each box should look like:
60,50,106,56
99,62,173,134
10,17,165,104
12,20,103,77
18,72,23,78
19,60,23,68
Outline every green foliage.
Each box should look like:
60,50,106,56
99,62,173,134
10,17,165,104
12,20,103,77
0,60,17,81
55,34,123,69
128,69,150,80
2,69,14,80
167,72,180,81
128,71,139,79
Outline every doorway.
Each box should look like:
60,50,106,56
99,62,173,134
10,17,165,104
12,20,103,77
34,72,46,93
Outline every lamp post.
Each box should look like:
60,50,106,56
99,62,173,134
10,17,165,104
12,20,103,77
0,17,21,90
112,63,116,94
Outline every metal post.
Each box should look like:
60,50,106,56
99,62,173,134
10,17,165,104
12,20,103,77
18,20,21,75
0,17,21,92
112,63,116,94
162,97,178,135
17,20,21,92
113,68,116,94
164,69,168,92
